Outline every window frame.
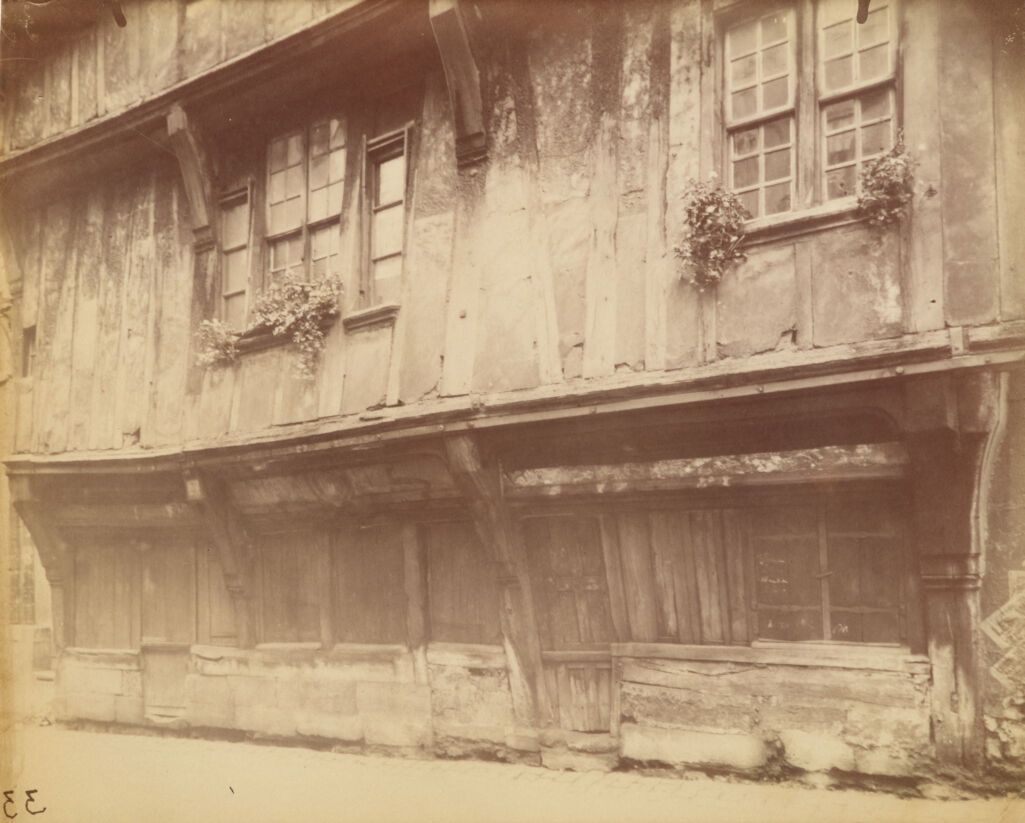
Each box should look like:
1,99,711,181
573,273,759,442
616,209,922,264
717,0,901,227
360,124,411,309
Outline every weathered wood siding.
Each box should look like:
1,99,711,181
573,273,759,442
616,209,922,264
5,0,1021,458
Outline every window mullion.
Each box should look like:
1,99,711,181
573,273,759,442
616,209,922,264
796,0,817,209
817,499,831,641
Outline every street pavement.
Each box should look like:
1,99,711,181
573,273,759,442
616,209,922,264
1,723,1023,823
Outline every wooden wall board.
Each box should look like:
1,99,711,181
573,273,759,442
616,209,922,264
333,522,406,644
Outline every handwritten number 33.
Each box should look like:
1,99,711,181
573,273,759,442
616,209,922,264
2,790,46,818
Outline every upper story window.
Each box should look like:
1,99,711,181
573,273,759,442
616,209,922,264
213,92,417,331
723,0,897,220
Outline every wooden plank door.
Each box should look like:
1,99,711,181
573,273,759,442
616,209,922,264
521,515,613,732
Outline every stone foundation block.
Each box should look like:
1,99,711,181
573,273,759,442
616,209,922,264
620,723,770,771
114,696,145,726
358,682,432,748
65,691,117,722
234,704,297,738
541,747,617,772
295,711,363,742
74,667,125,695
778,729,855,772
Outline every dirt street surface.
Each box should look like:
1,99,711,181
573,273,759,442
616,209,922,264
0,725,1021,823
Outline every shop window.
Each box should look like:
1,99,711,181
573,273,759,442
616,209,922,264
424,520,501,645
722,0,897,219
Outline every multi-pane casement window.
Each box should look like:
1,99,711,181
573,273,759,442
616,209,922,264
364,128,409,306
266,117,346,286
219,190,251,329
723,0,897,220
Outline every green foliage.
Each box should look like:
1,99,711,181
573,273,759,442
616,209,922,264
195,319,239,369
251,274,342,379
673,178,748,290
856,135,916,229
195,275,342,380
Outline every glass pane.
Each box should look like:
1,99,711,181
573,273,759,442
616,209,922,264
830,611,863,642
732,87,758,120
824,98,856,131
268,137,287,173
285,165,304,198
728,20,757,56
271,236,301,271
285,197,303,231
377,154,406,205
859,43,890,80
861,87,891,121
329,117,346,150
824,55,853,91
327,181,344,216
826,165,856,199
733,156,759,188
286,133,303,166
309,154,329,190
269,170,286,204
827,130,856,165
763,117,790,148
765,181,791,214
762,76,788,109
758,609,821,641
738,189,759,219
860,6,889,46
731,55,757,88
308,187,327,223
223,249,248,294
823,21,851,59
862,120,892,156
373,255,403,303
268,201,286,235
373,205,404,258
221,200,248,248
224,294,246,330
764,148,790,182
309,121,329,157
863,611,901,643
311,223,339,262
860,538,900,608
761,12,788,43
329,148,346,184
762,43,788,77
733,126,759,157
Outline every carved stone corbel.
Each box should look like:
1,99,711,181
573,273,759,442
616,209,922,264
166,103,217,250
184,469,256,648
429,0,487,166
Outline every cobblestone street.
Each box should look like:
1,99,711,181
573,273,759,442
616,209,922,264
1,723,1021,823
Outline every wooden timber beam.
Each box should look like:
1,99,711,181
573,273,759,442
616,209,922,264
904,371,1008,772
166,103,217,249
444,434,553,729
9,476,74,650
184,470,256,648
429,0,487,166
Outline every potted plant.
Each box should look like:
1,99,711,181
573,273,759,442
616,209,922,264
674,177,748,290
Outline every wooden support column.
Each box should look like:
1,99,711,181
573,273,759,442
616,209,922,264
402,524,429,684
445,434,553,729
166,103,217,248
429,0,487,166
9,476,74,650
183,470,256,649
905,371,1007,771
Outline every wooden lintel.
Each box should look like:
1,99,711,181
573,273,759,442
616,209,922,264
166,103,216,244
504,443,909,498
184,469,256,648
429,0,487,166
51,502,200,529
445,434,552,728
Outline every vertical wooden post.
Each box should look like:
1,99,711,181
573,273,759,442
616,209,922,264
9,477,74,650
183,470,257,649
445,434,553,729
402,524,429,684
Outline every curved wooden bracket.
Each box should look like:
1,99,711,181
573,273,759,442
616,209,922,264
166,103,217,250
429,0,487,166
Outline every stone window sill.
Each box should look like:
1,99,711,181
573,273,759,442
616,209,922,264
342,302,400,332
611,641,928,674
742,198,865,248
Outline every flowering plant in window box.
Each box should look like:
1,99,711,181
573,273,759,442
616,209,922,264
856,134,916,229
196,275,342,379
674,178,748,290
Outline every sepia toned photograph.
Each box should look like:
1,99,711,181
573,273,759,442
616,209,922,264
0,0,1023,820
